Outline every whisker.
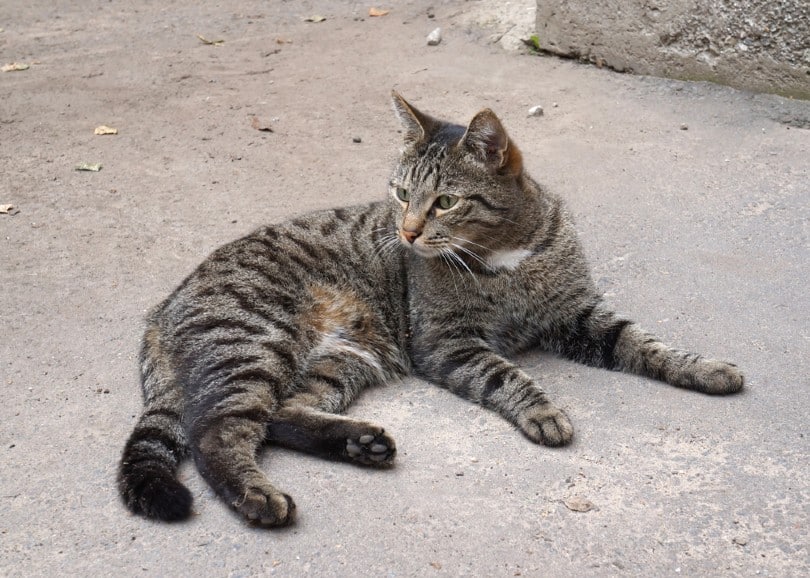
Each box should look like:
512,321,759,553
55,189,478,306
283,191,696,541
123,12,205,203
373,234,403,260
451,251,481,285
446,247,476,278
382,238,402,258
439,250,460,295
451,236,491,253
451,242,489,270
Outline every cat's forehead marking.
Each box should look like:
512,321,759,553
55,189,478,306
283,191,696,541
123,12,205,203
407,143,447,190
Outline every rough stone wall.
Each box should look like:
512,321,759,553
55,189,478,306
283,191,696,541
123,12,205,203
536,0,810,99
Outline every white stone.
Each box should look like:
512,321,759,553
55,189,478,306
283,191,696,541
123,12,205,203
427,27,442,46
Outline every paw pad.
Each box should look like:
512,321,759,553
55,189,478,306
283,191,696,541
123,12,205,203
345,431,396,465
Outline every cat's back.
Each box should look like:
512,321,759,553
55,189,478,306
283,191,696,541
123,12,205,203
148,201,409,356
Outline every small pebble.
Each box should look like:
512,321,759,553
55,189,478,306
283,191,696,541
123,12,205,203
352,136,362,143
680,123,689,130
733,536,749,546
528,105,544,117
427,28,442,46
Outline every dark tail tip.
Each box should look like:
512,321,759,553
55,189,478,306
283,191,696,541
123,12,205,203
119,465,193,522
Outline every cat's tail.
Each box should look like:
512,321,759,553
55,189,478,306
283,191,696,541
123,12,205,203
118,324,192,521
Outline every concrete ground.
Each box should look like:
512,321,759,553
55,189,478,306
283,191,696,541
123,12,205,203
1,1,808,576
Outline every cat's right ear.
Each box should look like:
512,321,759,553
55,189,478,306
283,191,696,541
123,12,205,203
391,91,435,146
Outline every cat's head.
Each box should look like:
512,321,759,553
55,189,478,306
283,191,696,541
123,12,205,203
389,92,528,269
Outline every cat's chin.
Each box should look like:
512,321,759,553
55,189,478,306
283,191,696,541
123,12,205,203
408,243,442,259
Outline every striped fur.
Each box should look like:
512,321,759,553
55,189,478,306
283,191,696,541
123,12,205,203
118,92,743,528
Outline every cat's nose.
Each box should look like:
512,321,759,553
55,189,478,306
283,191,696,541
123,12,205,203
402,229,421,244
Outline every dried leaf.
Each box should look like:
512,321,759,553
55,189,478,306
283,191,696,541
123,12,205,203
94,125,118,135
2,62,29,72
0,204,15,214
563,496,595,513
369,7,390,17
75,163,102,172
303,15,327,23
197,35,225,46
250,116,273,132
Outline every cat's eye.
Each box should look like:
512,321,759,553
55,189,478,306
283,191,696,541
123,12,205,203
435,195,458,210
395,187,410,202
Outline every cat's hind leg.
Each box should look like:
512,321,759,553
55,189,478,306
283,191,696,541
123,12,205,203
267,403,397,466
266,349,398,466
187,381,296,527
555,300,744,394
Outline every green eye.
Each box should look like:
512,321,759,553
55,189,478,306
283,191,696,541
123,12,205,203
395,187,410,202
436,195,458,210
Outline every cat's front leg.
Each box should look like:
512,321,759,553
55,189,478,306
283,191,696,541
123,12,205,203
613,323,744,394
413,338,574,446
551,301,744,394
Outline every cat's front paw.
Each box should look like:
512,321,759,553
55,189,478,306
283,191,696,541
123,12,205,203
684,359,744,395
516,403,574,447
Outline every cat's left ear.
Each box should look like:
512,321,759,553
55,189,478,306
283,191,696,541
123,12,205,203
391,91,436,146
460,109,522,176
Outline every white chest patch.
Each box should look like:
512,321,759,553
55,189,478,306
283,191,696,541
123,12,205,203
486,248,533,271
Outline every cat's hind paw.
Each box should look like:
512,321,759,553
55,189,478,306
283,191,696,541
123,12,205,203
234,484,296,528
345,429,396,466
517,403,574,447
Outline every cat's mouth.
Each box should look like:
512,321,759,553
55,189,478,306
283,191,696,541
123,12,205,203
397,229,432,256
405,239,442,258
399,233,482,265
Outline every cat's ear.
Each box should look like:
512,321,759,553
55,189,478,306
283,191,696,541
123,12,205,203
391,91,435,146
460,109,522,176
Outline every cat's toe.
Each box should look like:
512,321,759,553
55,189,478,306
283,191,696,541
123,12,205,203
235,486,296,527
346,429,396,466
517,403,574,447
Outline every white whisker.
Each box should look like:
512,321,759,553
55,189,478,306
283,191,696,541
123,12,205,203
451,242,489,270
373,234,403,260
451,236,491,253
444,247,480,284
439,250,461,295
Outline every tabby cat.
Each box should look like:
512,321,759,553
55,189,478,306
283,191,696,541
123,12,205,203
118,92,743,527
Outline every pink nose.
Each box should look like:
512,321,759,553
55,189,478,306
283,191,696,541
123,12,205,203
402,229,421,244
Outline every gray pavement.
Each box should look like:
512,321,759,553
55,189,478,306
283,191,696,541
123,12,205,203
1,1,808,576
